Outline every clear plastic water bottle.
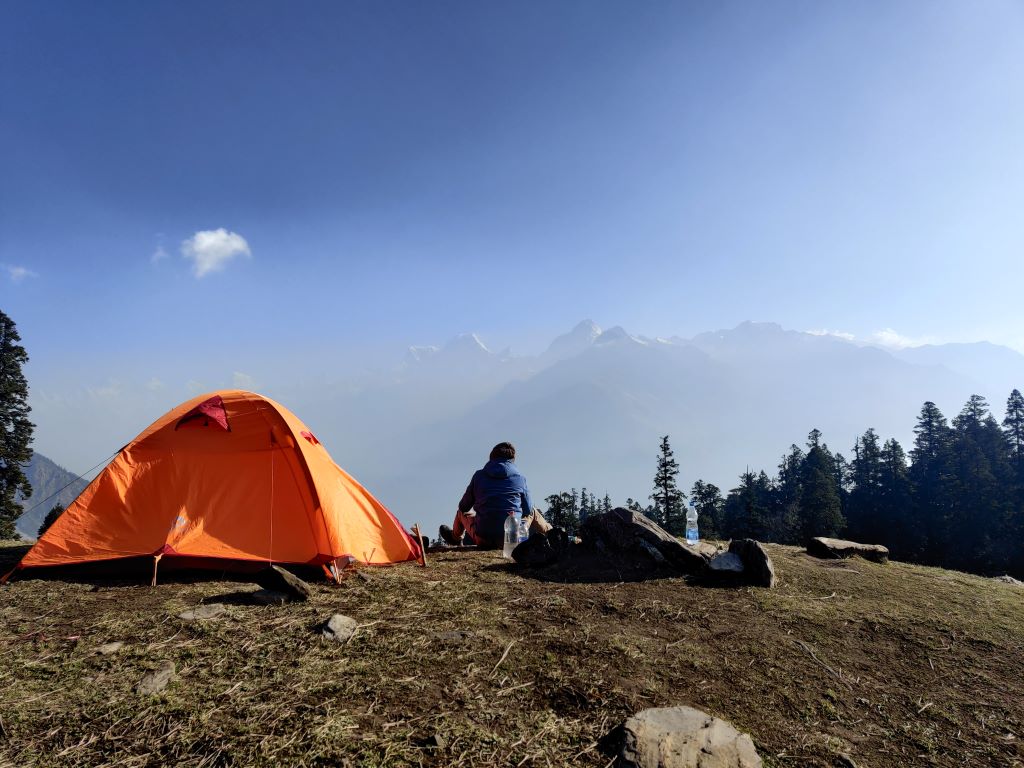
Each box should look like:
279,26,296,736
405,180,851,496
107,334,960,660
503,513,518,559
685,499,699,545
518,516,529,543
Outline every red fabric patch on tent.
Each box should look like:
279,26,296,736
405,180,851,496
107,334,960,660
175,395,230,431
300,430,320,445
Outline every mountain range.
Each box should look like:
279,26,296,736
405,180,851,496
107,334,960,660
299,320,1024,536
19,321,1024,540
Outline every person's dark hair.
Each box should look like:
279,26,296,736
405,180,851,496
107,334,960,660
489,442,516,461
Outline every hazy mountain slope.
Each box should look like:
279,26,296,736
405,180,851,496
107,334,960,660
368,323,983,533
15,453,90,539
893,341,1024,406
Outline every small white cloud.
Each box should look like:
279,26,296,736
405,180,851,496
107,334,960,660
3,264,38,283
807,328,856,341
232,371,255,390
185,379,205,394
181,228,251,278
87,380,121,399
869,328,934,349
146,377,164,392
151,246,169,264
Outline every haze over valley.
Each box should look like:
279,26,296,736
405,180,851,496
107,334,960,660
22,320,1024,538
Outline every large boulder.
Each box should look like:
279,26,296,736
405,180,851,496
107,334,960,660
619,706,761,767
581,508,709,575
807,537,889,564
728,540,776,588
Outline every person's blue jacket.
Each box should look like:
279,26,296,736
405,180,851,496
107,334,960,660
458,459,534,546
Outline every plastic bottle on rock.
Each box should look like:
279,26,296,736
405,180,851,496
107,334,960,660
685,499,699,545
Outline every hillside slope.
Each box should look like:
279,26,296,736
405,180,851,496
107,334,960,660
1,542,1022,767
15,453,90,539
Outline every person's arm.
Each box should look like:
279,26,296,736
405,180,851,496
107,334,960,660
520,478,534,518
458,474,477,514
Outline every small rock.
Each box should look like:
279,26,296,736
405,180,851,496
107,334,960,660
321,614,358,643
96,641,124,655
251,589,290,605
807,537,889,564
619,706,761,767
709,552,745,573
728,539,776,588
254,565,312,601
137,661,175,695
512,527,570,567
835,753,858,768
177,604,226,621
433,630,473,643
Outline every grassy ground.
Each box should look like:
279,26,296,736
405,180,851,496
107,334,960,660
2,540,1023,767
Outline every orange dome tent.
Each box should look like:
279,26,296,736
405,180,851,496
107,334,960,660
4,391,420,582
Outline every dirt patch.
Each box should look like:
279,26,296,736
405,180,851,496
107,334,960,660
2,541,1024,766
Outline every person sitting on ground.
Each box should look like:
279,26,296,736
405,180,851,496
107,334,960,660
440,442,549,548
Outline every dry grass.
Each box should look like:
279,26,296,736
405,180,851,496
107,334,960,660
2,540,1024,767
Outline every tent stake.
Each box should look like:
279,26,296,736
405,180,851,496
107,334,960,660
150,553,163,587
413,524,427,567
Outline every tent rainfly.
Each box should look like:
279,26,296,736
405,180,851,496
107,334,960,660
4,390,420,583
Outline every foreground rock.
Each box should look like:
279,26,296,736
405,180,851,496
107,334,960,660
581,508,708,575
254,565,312,601
619,706,761,767
728,539,776,588
96,641,124,655
807,537,889,564
512,527,570,567
321,614,358,643
178,604,226,621
137,661,175,695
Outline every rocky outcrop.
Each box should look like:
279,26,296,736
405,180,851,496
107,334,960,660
807,537,889,564
618,705,762,767
581,508,709,575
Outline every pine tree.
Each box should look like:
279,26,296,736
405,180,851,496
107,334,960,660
38,504,64,537
544,491,580,533
1003,389,1024,481
723,470,772,540
651,435,686,534
771,444,805,543
879,438,912,554
909,401,953,564
0,311,34,539
602,493,612,514
948,396,1009,572
797,429,844,543
1004,389,1024,574
690,480,724,539
848,429,884,544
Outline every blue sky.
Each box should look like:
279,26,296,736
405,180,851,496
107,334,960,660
3,1,1024,466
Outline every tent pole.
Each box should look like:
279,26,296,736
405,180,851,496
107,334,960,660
150,553,163,587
